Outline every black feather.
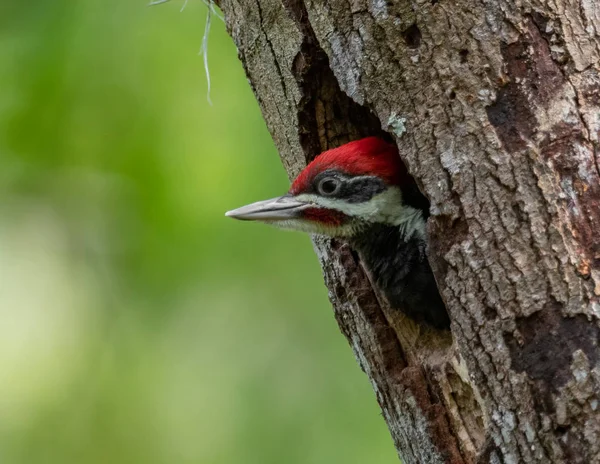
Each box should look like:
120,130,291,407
350,223,450,329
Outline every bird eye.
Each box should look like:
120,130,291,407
317,177,341,196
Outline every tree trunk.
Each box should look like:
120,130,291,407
216,0,600,461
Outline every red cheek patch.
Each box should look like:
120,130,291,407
302,207,347,226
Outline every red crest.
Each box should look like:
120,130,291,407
290,137,406,195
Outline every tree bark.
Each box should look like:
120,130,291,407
216,0,600,462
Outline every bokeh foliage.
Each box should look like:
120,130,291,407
0,1,396,462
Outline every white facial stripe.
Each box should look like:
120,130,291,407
294,186,426,240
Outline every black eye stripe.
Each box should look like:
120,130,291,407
311,170,387,203
343,177,387,203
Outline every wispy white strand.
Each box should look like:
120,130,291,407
200,5,213,105
147,0,170,6
147,0,223,105
202,0,223,20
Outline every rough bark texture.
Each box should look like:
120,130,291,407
217,0,600,462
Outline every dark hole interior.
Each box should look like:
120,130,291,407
402,24,422,49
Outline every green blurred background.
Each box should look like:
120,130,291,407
0,1,397,462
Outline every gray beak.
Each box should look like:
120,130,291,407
225,195,310,221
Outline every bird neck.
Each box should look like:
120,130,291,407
345,206,449,329
348,220,427,303
351,204,426,242
388,205,427,242
349,218,427,262
353,181,429,242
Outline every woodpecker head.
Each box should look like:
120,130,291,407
226,137,426,239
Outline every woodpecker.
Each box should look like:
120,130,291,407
226,137,450,329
